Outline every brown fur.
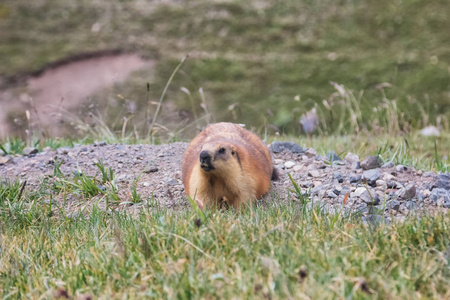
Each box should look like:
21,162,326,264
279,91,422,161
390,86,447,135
182,122,274,208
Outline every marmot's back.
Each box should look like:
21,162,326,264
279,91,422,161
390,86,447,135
182,122,274,208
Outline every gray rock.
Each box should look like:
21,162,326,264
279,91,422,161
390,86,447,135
345,152,359,164
271,142,305,154
0,149,5,156
0,156,12,165
284,161,296,169
406,201,417,210
144,166,159,173
325,151,342,161
22,147,38,156
349,174,362,183
381,161,394,168
165,178,179,186
423,171,435,178
327,191,338,198
395,165,407,172
389,200,401,211
333,172,344,183
430,188,449,202
304,148,317,158
94,141,107,146
311,186,323,195
363,169,381,187
361,156,382,170
308,170,321,178
431,173,450,190
397,184,416,200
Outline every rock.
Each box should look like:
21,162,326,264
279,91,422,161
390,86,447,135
419,125,440,137
431,173,450,190
389,200,401,211
361,156,382,170
406,201,417,210
395,165,407,172
0,156,12,165
284,161,296,169
345,152,359,164
333,172,344,183
311,185,323,195
333,184,343,195
363,169,381,186
273,159,284,165
23,147,38,156
354,187,367,197
423,171,435,178
304,148,317,158
387,181,398,189
308,170,321,178
381,161,394,168
430,188,449,202
293,165,303,172
349,174,362,183
144,166,159,173
0,149,5,156
165,178,179,186
376,180,387,188
57,147,70,155
271,142,305,154
94,141,107,146
397,184,416,200
325,151,341,161
327,191,338,198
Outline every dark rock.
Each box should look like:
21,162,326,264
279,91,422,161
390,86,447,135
431,173,450,190
349,174,362,184
325,151,342,161
270,142,306,154
23,147,38,156
381,161,394,168
73,170,83,177
363,169,381,187
361,156,382,170
333,171,344,183
144,166,159,173
423,171,435,178
387,181,397,189
430,188,449,202
80,147,88,152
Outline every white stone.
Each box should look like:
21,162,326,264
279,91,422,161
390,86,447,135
284,161,296,169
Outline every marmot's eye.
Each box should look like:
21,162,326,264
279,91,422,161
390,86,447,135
218,148,226,154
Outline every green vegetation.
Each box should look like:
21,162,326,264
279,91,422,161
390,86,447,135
0,178,449,299
0,0,449,134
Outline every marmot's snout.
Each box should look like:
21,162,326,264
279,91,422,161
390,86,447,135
199,150,214,171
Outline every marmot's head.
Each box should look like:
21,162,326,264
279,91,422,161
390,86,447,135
198,142,241,173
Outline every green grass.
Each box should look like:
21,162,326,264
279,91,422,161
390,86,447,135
0,180,449,299
0,0,449,134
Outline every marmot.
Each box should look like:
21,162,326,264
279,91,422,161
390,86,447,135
182,122,276,209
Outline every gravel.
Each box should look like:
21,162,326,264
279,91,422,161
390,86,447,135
0,142,447,218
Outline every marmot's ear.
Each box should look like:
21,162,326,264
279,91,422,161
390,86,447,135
231,145,236,155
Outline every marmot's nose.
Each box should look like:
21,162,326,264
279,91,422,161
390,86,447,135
199,151,211,162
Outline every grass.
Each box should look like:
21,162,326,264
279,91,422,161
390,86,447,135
0,0,449,135
0,180,449,299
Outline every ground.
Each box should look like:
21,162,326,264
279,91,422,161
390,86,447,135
0,141,447,221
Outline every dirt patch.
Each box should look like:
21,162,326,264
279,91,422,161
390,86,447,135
0,52,153,137
0,142,447,220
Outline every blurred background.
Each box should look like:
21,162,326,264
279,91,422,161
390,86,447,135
0,0,449,140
